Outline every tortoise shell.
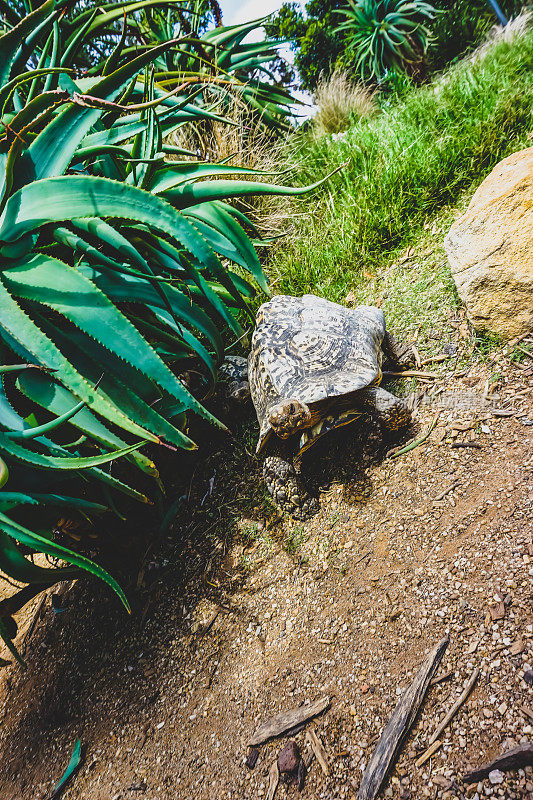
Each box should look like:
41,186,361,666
249,295,386,452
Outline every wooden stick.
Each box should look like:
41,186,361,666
450,442,482,449
357,637,449,800
306,728,330,776
463,744,533,783
266,760,279,800
415,740,442,768
428,668,479,745
248,696,330,746
383,370,439,379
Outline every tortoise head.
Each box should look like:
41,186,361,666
268,399,312,439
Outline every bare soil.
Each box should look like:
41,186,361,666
0,341,531,800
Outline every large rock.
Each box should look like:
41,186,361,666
444,147,533,339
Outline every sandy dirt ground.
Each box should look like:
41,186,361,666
0,343,531,800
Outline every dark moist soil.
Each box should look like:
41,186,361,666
0,342,532,800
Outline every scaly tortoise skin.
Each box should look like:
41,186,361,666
248,294,413,518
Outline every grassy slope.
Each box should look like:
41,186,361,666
267,31,533,344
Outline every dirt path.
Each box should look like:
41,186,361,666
0,351,531,800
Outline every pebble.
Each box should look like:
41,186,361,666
488,770,504,785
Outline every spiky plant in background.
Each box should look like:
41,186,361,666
334,0,437,82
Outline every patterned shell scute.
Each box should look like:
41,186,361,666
249,295,386,443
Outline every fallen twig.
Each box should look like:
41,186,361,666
428,668,479,745
357,636,449,800
389,413,440,459
463,743,533,783
450,441,482,449
306,728,330,776
383,370,439,379
266,760,279,800
415,739,442,768
430,669,453,686
420,354,451,366
434,482,460,502
248,696,330,746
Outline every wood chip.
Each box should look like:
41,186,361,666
489,602,506,622
463,744,533,783
415,740,442,769
492,409,515,417
266,760,279,800
520,706,533,721
428,668,479,746
357,636,449,800
509,639,525,656
248,696,330,746
306,728,329,776
467,639,480,654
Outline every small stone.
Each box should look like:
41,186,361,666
497,702,508,715
488,770,504,785
524,669,533,686
483,708,494,719
278,740,300,774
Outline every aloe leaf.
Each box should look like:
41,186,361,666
51,740,82,799
0,0,55,85
85,267,223,360
162,175,331,208
2,254,212,418
0,531,79,583
0,174,246,382
0,616,25,667
42,19,60,93
60,10,97,68
16,369,158,476
183,202,266,291
0,278,161,443
0,511,129,610
0,492,107,513
6,396,86,440
0,430,144,470
22,37,180,183
31,314,194,450
0,455,8,488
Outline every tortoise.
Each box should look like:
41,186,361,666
244,294,414,518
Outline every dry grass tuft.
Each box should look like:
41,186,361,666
312,71,377,137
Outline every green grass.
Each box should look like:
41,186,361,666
267,30,533,339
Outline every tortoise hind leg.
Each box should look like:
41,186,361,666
382,330,415,371
358,386,412,432
263,452,318,519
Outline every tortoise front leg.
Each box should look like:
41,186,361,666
382,330,415,371
358,386,412,432
263,441,318,519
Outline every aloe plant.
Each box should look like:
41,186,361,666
334,0,437,82
0,0,296,130
0,0,324,662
